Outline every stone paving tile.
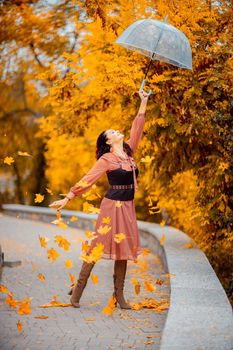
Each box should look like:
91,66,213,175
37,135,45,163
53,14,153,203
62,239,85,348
0,213,170,349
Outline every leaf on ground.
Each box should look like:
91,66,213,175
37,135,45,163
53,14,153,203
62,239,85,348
38,273,45,281
17,297,33,315
16,320,23,332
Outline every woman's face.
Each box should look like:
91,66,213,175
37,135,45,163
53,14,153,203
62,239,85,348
105,129,124,146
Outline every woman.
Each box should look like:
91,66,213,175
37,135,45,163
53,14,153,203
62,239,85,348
49,89,149,309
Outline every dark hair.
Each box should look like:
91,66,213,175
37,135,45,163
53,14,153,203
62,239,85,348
96,130,133,160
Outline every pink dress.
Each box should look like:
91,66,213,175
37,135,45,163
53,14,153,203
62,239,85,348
66,112,145,262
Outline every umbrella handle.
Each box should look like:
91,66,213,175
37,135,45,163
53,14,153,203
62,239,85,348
139,79,153,97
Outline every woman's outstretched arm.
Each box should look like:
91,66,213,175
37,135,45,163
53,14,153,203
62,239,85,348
65,155,109,199
125,91,148,154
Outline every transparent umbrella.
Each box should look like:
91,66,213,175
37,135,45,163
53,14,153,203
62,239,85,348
115,15,193,96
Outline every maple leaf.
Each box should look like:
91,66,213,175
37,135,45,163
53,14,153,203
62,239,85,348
102,216,111,224
114,233,126,243
3,156,14,165
47,248,61,262
85,230,97,239
115,201,122,208
34,193,44,203
54,235,70,251
64,260,73,268
80,242,104,263
82,240,91,252
38,235,50,248
97,224,111,235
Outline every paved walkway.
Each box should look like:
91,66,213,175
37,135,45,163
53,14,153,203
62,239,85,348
0,213,169,350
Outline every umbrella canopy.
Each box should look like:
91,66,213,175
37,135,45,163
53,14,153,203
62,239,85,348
115,15,193,95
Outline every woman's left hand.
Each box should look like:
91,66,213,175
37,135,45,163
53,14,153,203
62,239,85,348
139,89,149,102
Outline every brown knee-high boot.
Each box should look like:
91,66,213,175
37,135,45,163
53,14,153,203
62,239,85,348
112,259,132,309
69,261,95,308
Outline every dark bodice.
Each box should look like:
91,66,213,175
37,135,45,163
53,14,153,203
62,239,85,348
104,166,139,201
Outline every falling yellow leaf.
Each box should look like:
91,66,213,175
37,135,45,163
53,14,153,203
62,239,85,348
83,202,100,214
47,248,61,262
85,230,97,240
46,188,53,194
65,260,73,268
76,180,89,187
38,273,45,281
54,235,70,251
85,193,98,201
3,156,14,165
34,193,44,203
102,216,111,224
38,235,50,248
97,224,111,235
131,278,141,295
91,274,99,285
114,233,126,243
160,234,166,246
80,243,104,263
102,295,116,315
17,151,31,157
34,315,49,319
16,320,23,332
69,273,76,285
115,201,122,208
82,240,91,253
56,210,61,219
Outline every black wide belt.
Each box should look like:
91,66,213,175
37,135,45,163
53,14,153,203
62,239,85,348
110,184,134,189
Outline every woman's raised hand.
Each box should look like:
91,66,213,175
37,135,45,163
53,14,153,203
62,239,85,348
139,89,149,102
49,198,69,210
